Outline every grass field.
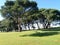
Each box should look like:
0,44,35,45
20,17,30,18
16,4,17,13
0,30,60,45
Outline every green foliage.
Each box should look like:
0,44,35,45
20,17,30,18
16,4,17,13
0,0,60,31
0,19,13,32
0,0,38,31
39,8,60,28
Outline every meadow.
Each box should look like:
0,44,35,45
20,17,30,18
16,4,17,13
0,30,60,45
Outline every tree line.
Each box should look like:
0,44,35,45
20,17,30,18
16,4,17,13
0,0,60,32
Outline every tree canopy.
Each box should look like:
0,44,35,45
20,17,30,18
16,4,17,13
0,0,60,32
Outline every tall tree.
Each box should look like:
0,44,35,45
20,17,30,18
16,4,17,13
1,0,38,31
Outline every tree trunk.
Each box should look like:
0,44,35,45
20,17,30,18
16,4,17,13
17,17,22,32
46,22,50,29
17,24,21,32
36,22,40,29
43,22,50,29
32,20,35,30
43,23,46,29
31,22,35,30
24,24,27,30
28,23,30,30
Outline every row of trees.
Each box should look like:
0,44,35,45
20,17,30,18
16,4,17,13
0,0,60,32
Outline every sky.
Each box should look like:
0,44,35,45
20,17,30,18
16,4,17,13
34,0,60,10
0,0,5,21
0,0,60,21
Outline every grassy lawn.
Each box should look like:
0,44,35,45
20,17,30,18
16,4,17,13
0,30,60,45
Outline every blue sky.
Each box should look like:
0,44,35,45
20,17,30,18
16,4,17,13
0,0,60,21
33,0,60,10
0,0,5,21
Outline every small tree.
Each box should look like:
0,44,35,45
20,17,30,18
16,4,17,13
39,8,60,28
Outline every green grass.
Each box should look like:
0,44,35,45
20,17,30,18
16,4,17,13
0,30,60,45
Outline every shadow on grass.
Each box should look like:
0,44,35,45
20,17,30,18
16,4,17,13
41,27,60,31
20,32,59,37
